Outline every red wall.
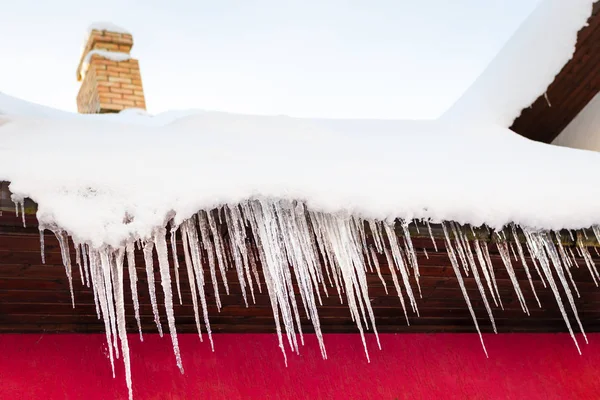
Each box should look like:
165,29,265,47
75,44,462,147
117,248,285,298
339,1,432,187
1,333,598,400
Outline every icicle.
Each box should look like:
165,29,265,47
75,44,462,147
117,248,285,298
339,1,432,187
181,219,213,349
75,244,86,286
100,250,119,360
511,224,541,308
244,200,300,359
86,246,101,319
154,228,184,373
481,241,503,310
143,241,163,336
426,220,438,252
401,221,421,297
197,211,225,310
450,223,470,276
383,223,418,316
206,210,237,301
423,248,429,259
39,227,45,264
473,239,500,308
441,222,487,356
55,230,75,308
89,249,115,378
383,247,409,324
113,248,133,400
368,220,385,254
578,240,600,284
81,244,91,288
224,204,256,304
524,229,583,353
126,242,143,341
555,232,581,298
497,240,529,315
369,247,388,294
457,229,496,333
20,202,26,228
509,241,518,262
567,246,579,268
169,227,183,305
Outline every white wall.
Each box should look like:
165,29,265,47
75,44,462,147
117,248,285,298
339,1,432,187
552,92,600,151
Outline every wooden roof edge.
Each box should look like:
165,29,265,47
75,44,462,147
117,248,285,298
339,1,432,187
510,1,600,143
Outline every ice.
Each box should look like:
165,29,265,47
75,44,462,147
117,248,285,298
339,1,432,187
154,228,184,373
454,227,496,332
497,241,529,315
169,227,183,305
81,243,91,288
197,211,225,310
541,233,587,344
54,230,75,308
75,244,85,286
100,250,119,360
113,248,133,400
224,205,256,304
39,227,45,264
88,248,116,377
143,241,164,336
384,223,418,315
126,242,143,341
523,229,582,353
511,225,541,307
369,247,388,294
441,222,487,356
426,221,438,252
206,211,237,303
401,222,421,297
473,239,499,307
181,219,213,349
383,247,409,325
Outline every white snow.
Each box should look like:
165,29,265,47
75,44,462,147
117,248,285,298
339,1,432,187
2,112,600,248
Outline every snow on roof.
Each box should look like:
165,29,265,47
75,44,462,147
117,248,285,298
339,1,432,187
443,0,595,127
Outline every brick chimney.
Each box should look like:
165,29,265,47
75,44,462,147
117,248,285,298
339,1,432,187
76,24,146,113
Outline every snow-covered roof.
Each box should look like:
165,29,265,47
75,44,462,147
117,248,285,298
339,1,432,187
2,0,598,245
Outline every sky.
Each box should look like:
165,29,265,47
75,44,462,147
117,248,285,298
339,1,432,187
0,0,542,119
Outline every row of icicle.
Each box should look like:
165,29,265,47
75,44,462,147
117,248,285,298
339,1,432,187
13,198,599,400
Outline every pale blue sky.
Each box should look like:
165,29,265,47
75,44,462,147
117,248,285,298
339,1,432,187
0,0,542,119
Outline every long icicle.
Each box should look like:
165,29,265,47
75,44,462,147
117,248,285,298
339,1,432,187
126,242,143,341
170,226,183,305
114,248,133,400
154,227,184,373
143,241,164,336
